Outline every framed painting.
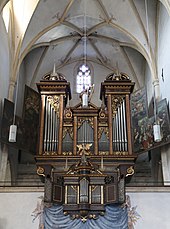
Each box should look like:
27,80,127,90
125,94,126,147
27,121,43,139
157,98,170,143
0,99,14,144
22,85,40,153
131,87,148,121
132,97,170,153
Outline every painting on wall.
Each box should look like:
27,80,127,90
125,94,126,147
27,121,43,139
157,98,170,143
22,85,40,154
131,88,148,153
131,89,170,153
0,99,14,144
15,115,25,149
131,87,148,124
0,99,29,149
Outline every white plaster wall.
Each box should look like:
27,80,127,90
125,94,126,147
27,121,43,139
144,63,153,107
0,15,10,176
124,47,145,89
161,145,170,185
24,47,47,88
16,60,26,117
128,190,170,229
157,2,170,186
158,3,170,102
0,189,170,229
0,15,10,117
0,191,42,229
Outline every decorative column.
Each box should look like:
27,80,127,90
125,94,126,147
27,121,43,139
94,116,98,155
73,116,78,155
107,94,113,155
153,79,170,185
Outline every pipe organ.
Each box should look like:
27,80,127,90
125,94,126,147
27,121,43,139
36,71,136,221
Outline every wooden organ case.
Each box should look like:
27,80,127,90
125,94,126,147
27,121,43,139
36,72,136,221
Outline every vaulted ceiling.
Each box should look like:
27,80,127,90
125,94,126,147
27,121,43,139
1,0,170,92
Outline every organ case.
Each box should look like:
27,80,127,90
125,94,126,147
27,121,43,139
35,72,136,220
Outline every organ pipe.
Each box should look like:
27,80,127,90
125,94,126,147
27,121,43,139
112,97,128,152
43,96,59,153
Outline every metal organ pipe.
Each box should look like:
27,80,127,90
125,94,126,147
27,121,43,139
44,96,48,151
112,98,128,152
43,96,59,153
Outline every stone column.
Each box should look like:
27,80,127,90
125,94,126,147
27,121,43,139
153,79,160,101
0,144,10,185
8,80,16,101
153,79,170,185
161,145,170,186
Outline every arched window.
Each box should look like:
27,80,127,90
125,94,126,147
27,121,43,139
76,64,91,93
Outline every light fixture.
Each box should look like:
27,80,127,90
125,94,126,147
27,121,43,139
153,123,161,142
9,124,17,142
9,75,19,143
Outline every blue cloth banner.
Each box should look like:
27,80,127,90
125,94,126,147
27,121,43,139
44,204,128,229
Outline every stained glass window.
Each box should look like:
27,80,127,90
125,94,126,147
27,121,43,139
76,64,91,93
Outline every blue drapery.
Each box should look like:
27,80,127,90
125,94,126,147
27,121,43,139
44,204,128,229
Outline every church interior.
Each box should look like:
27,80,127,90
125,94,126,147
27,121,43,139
1,0,170,228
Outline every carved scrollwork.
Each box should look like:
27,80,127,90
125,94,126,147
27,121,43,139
37,166,45,177
47,95,60,116
78,117,94,129
113,151,129,156
106,72,130,81
64,107,72,119
62,151,73,156
99,107,107,119
63,126,73,139
126,166,135,177
98,151,109,156
43,151,57,156
43,72,66,81
98,127,109,140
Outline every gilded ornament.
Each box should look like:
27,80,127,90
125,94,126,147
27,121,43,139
78,117,94,129
98,151,109,156
126,166,135,177
111,95,124,117
63,127,73,139
47,95,60,116
62,152,73,156
37,166,45,177
106,72,130,81
64,107,72,118
114,151,128,156
77,143,92,155
98,127,109,140
43,151,57,156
